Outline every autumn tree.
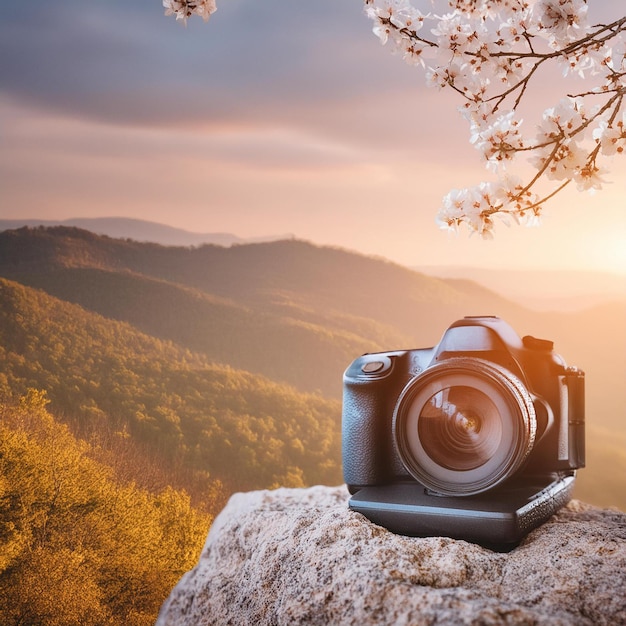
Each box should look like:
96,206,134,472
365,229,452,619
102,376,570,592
0,390,211,626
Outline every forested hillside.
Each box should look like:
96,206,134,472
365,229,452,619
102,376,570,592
0,272,343,624
0,278,342,496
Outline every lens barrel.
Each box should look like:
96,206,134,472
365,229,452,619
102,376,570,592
392,358,537,496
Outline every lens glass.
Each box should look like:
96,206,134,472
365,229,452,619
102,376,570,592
392,358,536,495
417,386,502,471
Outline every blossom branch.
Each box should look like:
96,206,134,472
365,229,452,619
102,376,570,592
363,0,626,237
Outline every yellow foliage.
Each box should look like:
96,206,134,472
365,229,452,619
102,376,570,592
0,392,211,626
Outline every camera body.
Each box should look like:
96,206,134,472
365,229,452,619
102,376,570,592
343,316,585,547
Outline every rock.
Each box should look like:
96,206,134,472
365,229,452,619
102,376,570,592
157,485,626,625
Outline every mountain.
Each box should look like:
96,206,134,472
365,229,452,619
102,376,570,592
2,226,623,625
419,265,626,311
0,217,293,247
0,226,526,397
0,226,624,511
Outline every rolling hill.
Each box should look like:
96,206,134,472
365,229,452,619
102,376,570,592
0,226,526,394
0,277,342,496
0,217,292,247
0,225,624,510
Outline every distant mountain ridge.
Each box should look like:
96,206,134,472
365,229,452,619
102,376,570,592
4,217,623,312
0,217,294,248
419,265,626,311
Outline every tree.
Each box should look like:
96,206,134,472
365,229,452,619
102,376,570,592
0,390,211,626
163,0,625,237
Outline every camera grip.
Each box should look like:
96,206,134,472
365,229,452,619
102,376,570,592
342,382,395,490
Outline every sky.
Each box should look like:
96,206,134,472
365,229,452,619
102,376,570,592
1,0,625,273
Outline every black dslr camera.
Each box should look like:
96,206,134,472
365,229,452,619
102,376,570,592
343,316,585,547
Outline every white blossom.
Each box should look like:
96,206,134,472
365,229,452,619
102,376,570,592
572,161,607,192
559,43,603,79
360,1,624,233
601,39,626,92
366,0,428,49
437,174,542,237
470,111,525,171
605,37,626,74
593,113,626,156
430,12,481,57
490,54,531,86
531,0,589,48
536,97,594,143
437,181,503,238
496,11,533,51
532,138,588,181
496,175,540,218
368,2,625,233
163,0,216,24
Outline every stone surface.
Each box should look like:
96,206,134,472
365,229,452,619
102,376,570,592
157,485,626,625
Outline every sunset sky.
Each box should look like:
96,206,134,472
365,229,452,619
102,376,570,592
1,0,625,273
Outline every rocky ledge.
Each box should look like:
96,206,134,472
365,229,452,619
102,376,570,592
157,485,626,625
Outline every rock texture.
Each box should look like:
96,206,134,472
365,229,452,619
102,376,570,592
157,485,626,625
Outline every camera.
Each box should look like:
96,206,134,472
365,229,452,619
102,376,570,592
343,316,585,547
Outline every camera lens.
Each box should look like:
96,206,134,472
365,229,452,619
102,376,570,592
393,358,536,496
417,386,502,471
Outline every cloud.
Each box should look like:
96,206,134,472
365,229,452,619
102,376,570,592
0,0,414,127
0,0,536,170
